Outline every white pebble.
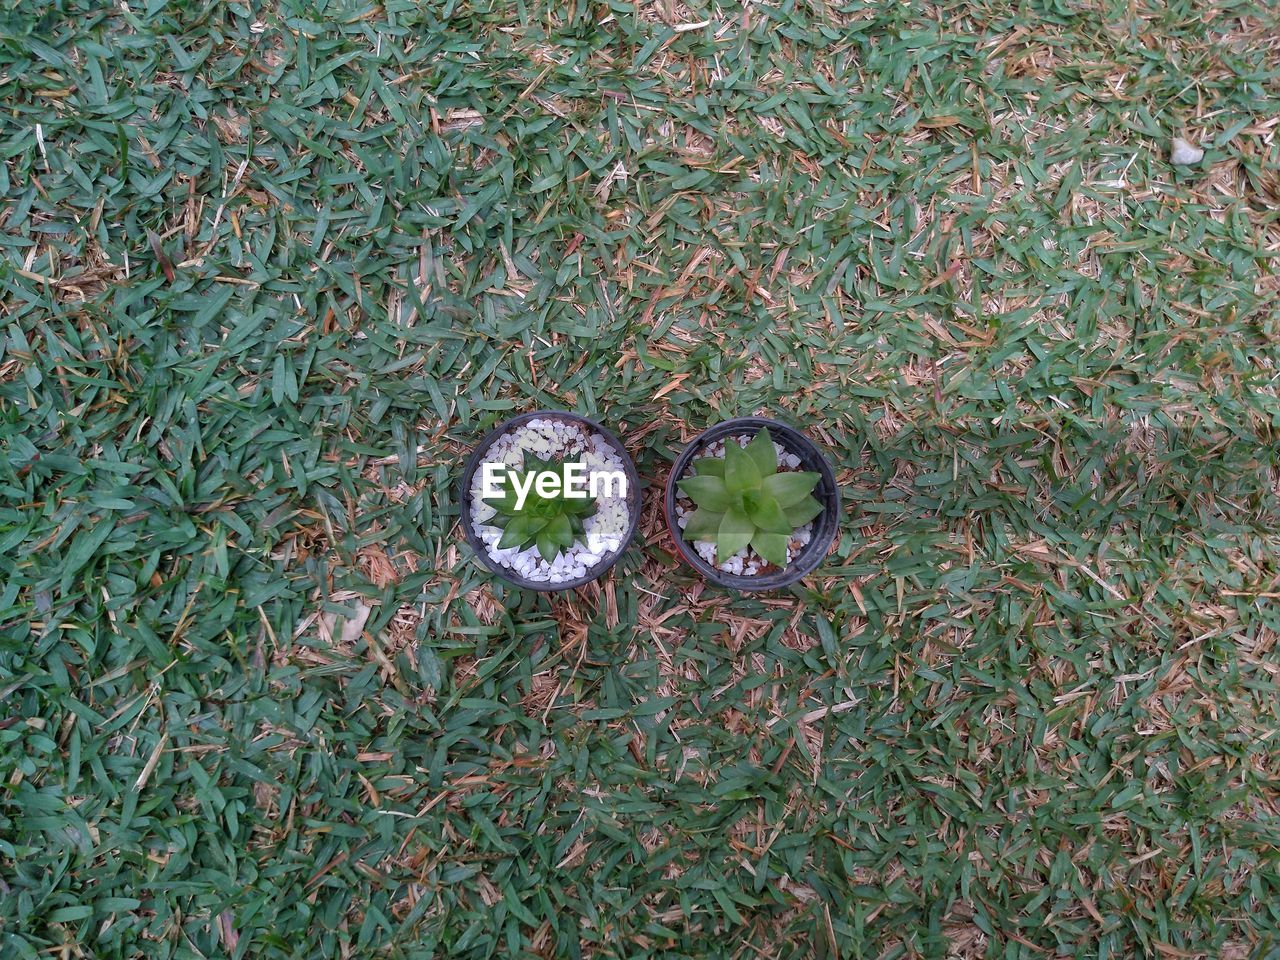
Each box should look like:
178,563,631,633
1171,137,1203,165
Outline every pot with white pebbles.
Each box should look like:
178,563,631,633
459,411,641,591
664,417,839,591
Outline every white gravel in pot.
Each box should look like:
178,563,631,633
674,435,815,576
467,418,631,585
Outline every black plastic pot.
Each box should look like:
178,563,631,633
458,410,641,592
664,417,839,591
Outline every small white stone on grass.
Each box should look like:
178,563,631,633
1171,138,1203,165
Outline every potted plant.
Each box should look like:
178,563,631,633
664,417,839,590
459,410,641,590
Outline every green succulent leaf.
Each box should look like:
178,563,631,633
480,456,598,557
547,512,572,542
534,514,574,561
690,456,725,478
479,469,518,508
722,439,761,496
677,475,731,512
761,471,821,507
488,490,518,515
750,531,790,567
536,529,559,562
501,514,546,549
745,428,778,475
563,494,597,516
525,455,553,474
682,507,724,541
783,496,823,527
716,507,754,561
747,493,792,535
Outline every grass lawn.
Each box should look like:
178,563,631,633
3,0,1280,956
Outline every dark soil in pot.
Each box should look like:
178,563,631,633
664,417,839,591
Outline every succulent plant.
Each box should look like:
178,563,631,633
482,455,597,561
678,428,822,567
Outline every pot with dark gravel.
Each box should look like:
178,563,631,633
664,417,838,591
459,410,640,591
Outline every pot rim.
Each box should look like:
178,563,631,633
663,416,839,591
458,409,641,592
